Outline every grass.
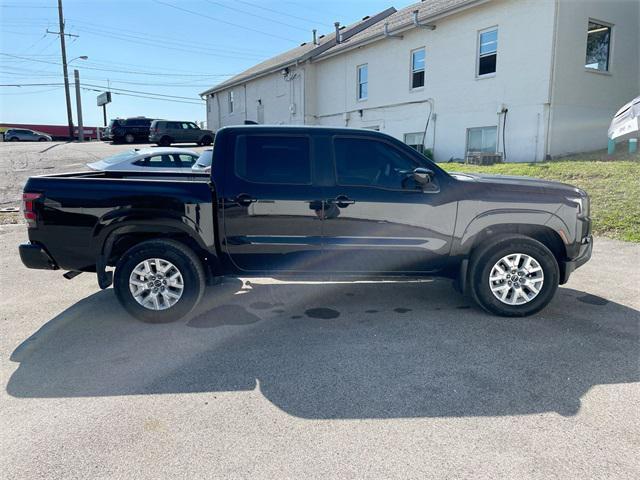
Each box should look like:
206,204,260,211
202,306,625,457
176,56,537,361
439,151,640,242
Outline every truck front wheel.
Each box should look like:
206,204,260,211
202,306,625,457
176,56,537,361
114,239,205,323
468,235,559,317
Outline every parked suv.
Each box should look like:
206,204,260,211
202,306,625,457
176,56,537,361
106,117,154,144
149,120,214,146
4,129,52,142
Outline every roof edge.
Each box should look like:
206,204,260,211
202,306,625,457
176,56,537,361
200,7,397,97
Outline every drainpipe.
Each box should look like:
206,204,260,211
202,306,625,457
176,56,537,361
544,0,560,161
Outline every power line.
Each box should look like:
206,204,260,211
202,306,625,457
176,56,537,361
236,0,332,27
0,53,237,77
152,0,300,43
204,0,310,32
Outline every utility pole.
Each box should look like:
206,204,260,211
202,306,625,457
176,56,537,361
74,69,84,142
56,0,74,140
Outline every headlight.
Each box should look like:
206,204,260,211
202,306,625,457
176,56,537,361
569,195,590,218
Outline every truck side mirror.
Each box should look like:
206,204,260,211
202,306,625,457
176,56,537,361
413,167,434,185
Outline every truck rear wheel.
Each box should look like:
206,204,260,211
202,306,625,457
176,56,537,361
114,239,205,323
468,235,559,317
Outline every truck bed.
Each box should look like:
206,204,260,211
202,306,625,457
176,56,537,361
23,170,215,272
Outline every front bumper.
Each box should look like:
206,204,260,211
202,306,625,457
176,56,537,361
559,235,592,284
19,243,58,270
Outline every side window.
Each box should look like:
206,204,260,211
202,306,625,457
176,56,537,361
235,135,311,184
189,123,200,130
466,126,497,153
357,64,368,100
411,48,425,88
135,154,176,168
478,27,498,76
333,137,421,190
174,154,197,166
585,20,611,72
181,123,191,130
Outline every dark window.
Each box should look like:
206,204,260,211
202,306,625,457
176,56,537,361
168,122,181,129
134,154,191,168
334,137,421,190
585,21,611,71
411,48,425,88
235,135,311,184
478,28,498,76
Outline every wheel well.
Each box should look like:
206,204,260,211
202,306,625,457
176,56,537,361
107,232,216,279
469,225,567,263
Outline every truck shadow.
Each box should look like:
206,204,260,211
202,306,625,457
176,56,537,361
7,278,639,419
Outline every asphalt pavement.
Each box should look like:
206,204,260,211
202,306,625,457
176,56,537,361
1,223,638,479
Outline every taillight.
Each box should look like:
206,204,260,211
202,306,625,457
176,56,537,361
22,192,42,228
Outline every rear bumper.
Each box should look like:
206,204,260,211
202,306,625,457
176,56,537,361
559,235,592,284
19,243,58,270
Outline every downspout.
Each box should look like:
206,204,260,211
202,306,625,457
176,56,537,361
215,93,222,129
544,0,560,161
243,84,248,123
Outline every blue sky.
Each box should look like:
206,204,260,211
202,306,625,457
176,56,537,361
0,0,415,127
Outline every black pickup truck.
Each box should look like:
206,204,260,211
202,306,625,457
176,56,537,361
19,126,592,322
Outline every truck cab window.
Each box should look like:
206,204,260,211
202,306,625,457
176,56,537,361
333,137,421,189
235,135,311,184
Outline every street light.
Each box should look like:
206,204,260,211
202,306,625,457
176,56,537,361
69,55,88,63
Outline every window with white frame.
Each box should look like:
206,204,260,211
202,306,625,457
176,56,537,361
404,132,426,154
228,90,235,113
477,27,498,76
411,48,425,88
585,20,612,72
467,126,497,153
357,64,368,100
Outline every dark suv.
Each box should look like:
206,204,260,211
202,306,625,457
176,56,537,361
149,120,214,146
106,117,154,144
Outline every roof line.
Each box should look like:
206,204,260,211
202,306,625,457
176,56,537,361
199,7,397,96
313,0,491,63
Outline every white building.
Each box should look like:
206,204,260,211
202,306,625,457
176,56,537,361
202,0,640,162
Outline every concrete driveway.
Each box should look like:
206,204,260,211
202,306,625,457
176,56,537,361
1,224,638,479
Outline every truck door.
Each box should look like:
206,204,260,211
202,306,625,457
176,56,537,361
320,135,457,273
221,132,324,272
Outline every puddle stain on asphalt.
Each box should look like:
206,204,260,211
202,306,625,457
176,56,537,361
456,305,472,310
393,308,412,314
365,309,378,314
305,308,341,319
290,315,302,319
187,304,261,328
577,294,609,306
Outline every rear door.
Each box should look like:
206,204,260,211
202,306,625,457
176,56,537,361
220,131,324,272
321,135,457,273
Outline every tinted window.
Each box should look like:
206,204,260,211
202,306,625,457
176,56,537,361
235,135,310,184
175,154,197,166
196,150,213,167
334,137,421,189
134,154,188,168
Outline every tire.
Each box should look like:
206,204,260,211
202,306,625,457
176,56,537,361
38,138,47,142
124,133,135,144
201,135,213,146
159,136,171,147
9,137,19,142
114,239,205,323
467,235,559,317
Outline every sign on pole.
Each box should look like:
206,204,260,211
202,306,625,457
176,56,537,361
97,91,112,107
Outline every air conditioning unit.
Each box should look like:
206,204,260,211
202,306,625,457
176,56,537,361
465,151,504,165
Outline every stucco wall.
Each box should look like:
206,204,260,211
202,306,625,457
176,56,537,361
311,0,556,162
548,0,640,157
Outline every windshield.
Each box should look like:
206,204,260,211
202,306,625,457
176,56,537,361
195,150,213,167
101,150,138,164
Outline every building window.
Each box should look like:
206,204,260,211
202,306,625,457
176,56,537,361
411,48,425,88
228,90,235,113
467,126,497,153
585,20,611,72
404,132,425,154
477,27,498,76
357,64,368,100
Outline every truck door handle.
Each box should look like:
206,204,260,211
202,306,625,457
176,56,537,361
235,194,257,207
329,195,355,208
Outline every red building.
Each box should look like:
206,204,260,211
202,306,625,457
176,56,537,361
0,123,102,141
